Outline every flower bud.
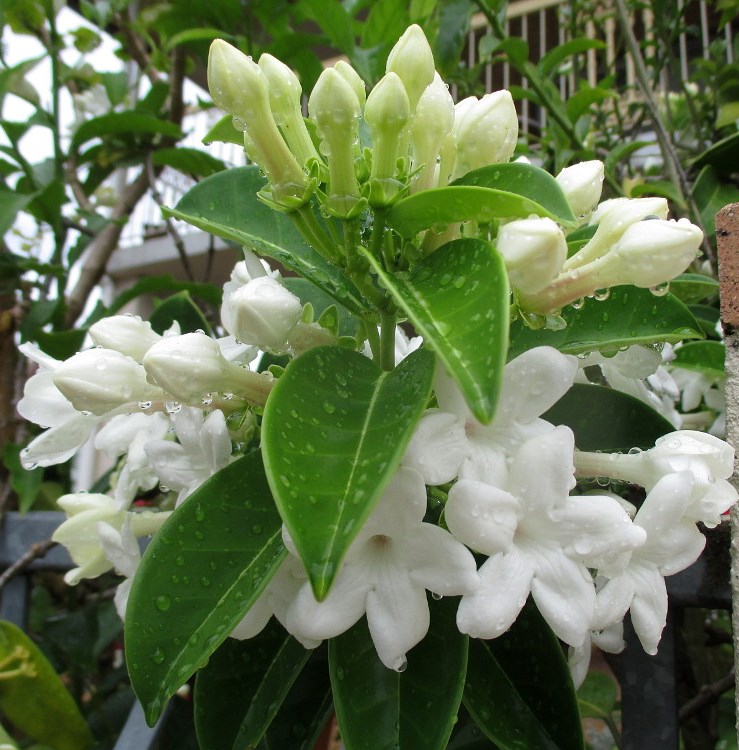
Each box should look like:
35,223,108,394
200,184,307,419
411,73,455,193
386,24,435,112
309,67,362,216
258,53,321,168
555,160,604,224
143,332,274,406
497,217,567,294
53,493,125,584
334,60,367,108
566,197,669,270
207,40,307,204
89,315,161,362
453,90,518,178
53,349,162,415
520,218,702,314
365,72,410,204
602,217,702,287
226,276,303,350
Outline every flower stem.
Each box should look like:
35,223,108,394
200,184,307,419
380,309,397,371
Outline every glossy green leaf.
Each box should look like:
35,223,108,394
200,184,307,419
538,38,606,77
149,291,211,335
0,620,94,750
672,340,725,377
692,165,739,236
692,131,739,176
668,273,719,304
262,346,435,599
330,596,467,750
202,114,244,147
164,166,366,315
2,443,43,513
386,170,575,237
509,288,704,359
261,645,333,750
164,27,233,51
577,672,618,720
151,147,226,177
566,86,613,121
364,238,508,423
452,162,576,225
126,451,287,725
544,383,675,451
194,622,312,750
689,304,721,339
0,186,34,236
70,111,182,151
464,599,584,750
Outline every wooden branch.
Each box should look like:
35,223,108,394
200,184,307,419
64,168,150,326
0,540,57,592
679,669,735,722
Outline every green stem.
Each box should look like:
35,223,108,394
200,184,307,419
380,309,397,371
291,207,342,264
364,321,381,365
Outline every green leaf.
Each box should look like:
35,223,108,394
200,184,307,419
2,443,43,513
494,38,530,66
330,596,467,750
151,147,226,178
538,39,606,78
34,329,87,361
0,620,94,750
603,140,651,183
543,383,675,451
508,288,704,359
71,111,182,151
194,623,312,750
692,131,739,176
364,238,509,423
0,186,34,235
630,179,685,207
301,0,355,54
434,0,475,76
83,276,222,327
387,162,576,237
262,346,434,599
165,27,234,52
577,672,618,720
260,645,333,750
689,304,721,339
202,114,244,147
464,599,584,750
452,162,577,226
149,291,211,335
668,273,719,305
692,165,739,236
672,340,725,377
565,86,613,121
126,451,287,725
361,0,407,48
164,166,367,315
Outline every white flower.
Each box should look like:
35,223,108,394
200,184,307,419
88,315,161,362
284,467,479,670
453,90,518,177
223,277,303,351
53,348,163,415
555,160,604,224
97,517,141,619
385,24,435,111
496,217,567,294
568,620,624,689
52,493,168,586
145,407,232,505
230,555,320,649
450,427,645,647
95,412,170,509
593,472,707,654
17,344,101,468
403,346,577,486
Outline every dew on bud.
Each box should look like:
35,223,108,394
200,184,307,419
570,298,586,310
649,282,670,297
593,288,610,301
392,656,408,673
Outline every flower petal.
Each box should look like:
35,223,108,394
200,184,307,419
403,410,467,485
366,571,429,670
528,543,594,646
456,549,534,639
628,566,668,655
